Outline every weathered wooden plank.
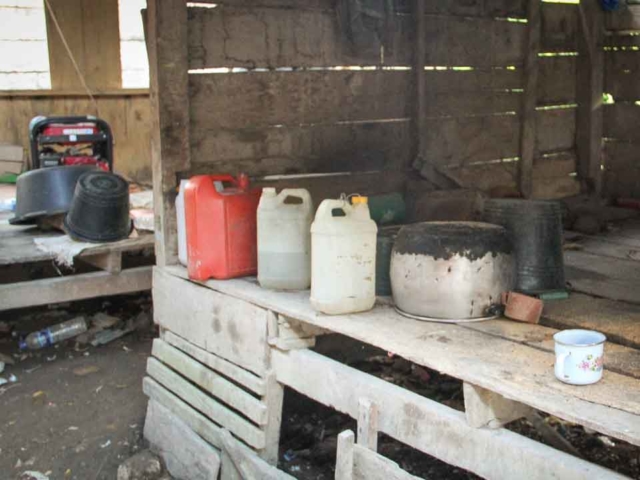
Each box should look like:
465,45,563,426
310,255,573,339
541,2,579,53
422,17,526,66
426,108,575,168
543,292,640,350
576,0,605,194
163,331,266,395
605,4,640,31
256,171,407,205
152,339,268,425
145,399,222,480
147,358,266,449
565,250,640,305
189,71,411,129
353,442,430,480
336,430,355,480
444,155,580,199
45,0,122,90
0,266,152,312
603,141,640,199
272,349,628,480
148,0,190,266
163,266,640,447
153,267,269,376
463,382,531,429
605,64,640,101
538,56,577,104
466,319,640,380
604,103,640,141
189,121,414,176
188,7,526,68
258,372,284,465
519,0,542,198
357,399,379,451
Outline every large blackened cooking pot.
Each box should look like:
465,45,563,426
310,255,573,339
390,222,515,321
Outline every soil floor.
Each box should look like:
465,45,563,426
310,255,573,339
0,294,153,480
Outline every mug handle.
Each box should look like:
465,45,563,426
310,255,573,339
555,352,571,380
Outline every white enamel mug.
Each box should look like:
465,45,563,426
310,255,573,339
554,329,606,385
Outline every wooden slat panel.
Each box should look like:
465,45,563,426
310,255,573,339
189,71,411,129
45,0,122,90
188,7,526,68
605,52,640,100
536,107,576,152
424,68,522,91
256,171,408,207
423,17,526,66
603,141,640,171
153,267,269,376
190,121,413,176
603,141,640,199
444,154,580,199
538,56,577,104
426,108,575,167
603,102,640,141
605,5,640,31
425,92,521,117
540,3,578,53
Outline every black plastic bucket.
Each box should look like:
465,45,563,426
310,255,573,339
376,226,401,296
483,199,565,294
64,171,131,243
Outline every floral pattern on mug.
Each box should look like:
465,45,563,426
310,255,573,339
578,354,603,372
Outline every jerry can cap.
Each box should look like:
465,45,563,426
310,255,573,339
351,196,368,205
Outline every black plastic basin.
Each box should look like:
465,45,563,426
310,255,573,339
10,165,97,225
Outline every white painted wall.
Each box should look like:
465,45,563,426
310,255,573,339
0,2,51,89
119,0,149,88
0,0,150,90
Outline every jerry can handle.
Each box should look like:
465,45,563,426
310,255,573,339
278,188,312,207
315,199,351,221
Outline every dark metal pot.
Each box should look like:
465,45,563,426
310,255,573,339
9,165,96,225
64,171,131,243
390,222,515,320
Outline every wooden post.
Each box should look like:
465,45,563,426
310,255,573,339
335,430,355,480
357,399,379,451
259,371,285,465
415,0,426,164
463,383,531,429
147,0,191,266
518,0,542,199
576,1,605,195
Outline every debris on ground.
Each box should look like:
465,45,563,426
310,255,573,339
117,450,165,480
19,472,50,480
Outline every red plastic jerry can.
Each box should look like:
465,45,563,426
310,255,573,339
185,174,261,281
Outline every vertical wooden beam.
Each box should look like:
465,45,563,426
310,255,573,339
335,430,355,480
147,0,191,266
45,0,122,90
463,383,531,429
576,1,605,196
258,371,285,465
357,399,379,452
518,0,542,199
415,0,426,164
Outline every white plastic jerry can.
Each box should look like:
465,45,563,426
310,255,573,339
258,188,314,290
176,179,189,267
310,196,378,315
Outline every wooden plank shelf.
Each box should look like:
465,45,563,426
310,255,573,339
158,265,640,449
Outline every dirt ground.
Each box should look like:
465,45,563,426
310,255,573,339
0,294,153,480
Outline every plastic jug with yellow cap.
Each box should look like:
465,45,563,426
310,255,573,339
310,195,378,315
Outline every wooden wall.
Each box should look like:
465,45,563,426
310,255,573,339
0,91,151,184
181,0,581,200
603,5,640,199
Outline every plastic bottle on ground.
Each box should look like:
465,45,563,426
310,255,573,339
19,317,88,350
